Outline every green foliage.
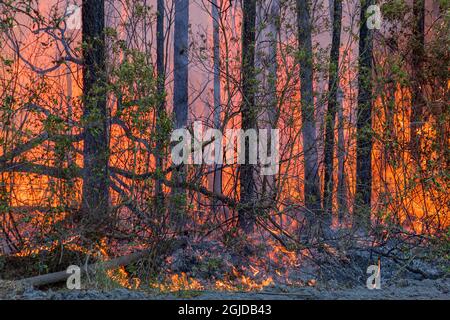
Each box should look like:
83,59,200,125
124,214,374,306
381,0,408,21
43,114,66,134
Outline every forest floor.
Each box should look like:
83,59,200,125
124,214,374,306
1,277,449,300
1,238,449,300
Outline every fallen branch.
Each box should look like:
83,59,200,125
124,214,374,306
19,249,151,287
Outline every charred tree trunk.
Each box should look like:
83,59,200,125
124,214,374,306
173,0,189,132
81,0,109,239
154,0,166,210
323,0,343,230
336,88,347,223
239,0,257,233
296,0,322,233
410,0,425,163
171,0,189,229
354,0,374,232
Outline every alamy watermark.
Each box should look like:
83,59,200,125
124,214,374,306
170,121,280,176
366,5,382,30
366,263,381,290
65,4,81,30
66,265,81,290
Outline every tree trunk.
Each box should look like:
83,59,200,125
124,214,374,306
171,0,189,229
154,0,166,210
410,0,425,162
239,0,257,233
81,0,109,239
354,0,374,232
255,0,280,205
20,249,151,287
336,88,347,223
212,0,223,210
323,0,343,230
173,0,189,130
296,0,322,233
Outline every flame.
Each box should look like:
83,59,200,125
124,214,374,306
106,266,140,289
152,272,204,292
0,0,448,295
307,279,316,287
152,266,274,293
214,266,273,292
13,236,87,257
214,275,273,292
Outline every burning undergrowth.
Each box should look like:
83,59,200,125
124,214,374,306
149,240,282,292
1,228,448,296
134,232,449,294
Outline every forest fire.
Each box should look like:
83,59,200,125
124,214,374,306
152,269,274,292
0,0,448,304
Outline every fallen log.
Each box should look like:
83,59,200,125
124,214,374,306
19,249,151,287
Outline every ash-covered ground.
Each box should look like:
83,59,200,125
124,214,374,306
1,238,449,300
1,278,449,300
